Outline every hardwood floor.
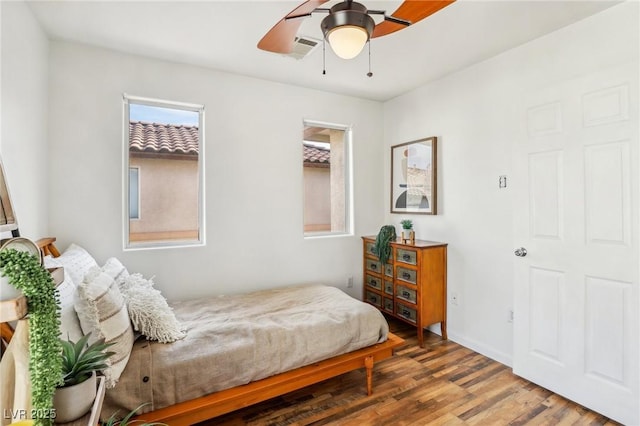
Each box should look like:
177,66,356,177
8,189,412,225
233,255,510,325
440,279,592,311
202,317,619,426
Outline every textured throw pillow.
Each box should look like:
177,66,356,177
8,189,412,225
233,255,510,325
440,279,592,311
56,269,85,342
44,256,84,342
75,266,135,388
101,257,129,286
54,244,99,287
120,274,186,343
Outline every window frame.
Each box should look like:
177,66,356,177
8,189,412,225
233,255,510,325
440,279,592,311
128,166,140,220
302,119,354,239
122,93,206,250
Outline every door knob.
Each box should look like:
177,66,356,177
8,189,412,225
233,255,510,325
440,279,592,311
514,247,527,257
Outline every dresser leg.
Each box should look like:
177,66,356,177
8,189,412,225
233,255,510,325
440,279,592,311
441,321,447,340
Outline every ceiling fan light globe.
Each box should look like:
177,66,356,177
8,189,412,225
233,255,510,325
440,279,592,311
327,25,369,59
320,4,374,60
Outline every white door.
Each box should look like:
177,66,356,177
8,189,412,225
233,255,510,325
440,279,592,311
513,62,639,425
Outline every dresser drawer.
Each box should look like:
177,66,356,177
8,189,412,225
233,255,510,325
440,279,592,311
365,259,382,274
365,291,382,307
396,266,417,284
383,297,394,313
396,284,417,304
397,303,417,323
396,248,417,265
384,263,394,277
384,280,394,295
365,241,377,257
365,274,382,291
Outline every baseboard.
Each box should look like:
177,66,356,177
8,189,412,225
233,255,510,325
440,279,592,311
446,330,513,367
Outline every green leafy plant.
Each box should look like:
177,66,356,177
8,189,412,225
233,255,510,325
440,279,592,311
101,404,166,426
0,248,61,426
400,219,413,230
373,225,396,265
60,333,115,387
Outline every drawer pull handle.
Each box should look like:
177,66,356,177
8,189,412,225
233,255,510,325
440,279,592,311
370,279,377,286
402,272,411,280
402,254,411,261
402,309,410,316
371,264,377,270
402,291,410,298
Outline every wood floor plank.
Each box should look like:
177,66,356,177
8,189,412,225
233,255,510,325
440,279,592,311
202,318,619,426
461,386,533,425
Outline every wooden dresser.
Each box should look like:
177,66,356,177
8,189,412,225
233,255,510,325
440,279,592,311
362,236,448,347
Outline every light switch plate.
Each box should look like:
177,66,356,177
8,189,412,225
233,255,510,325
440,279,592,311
499,175,507,188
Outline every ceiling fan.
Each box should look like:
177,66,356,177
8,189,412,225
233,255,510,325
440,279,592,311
258,0,456,60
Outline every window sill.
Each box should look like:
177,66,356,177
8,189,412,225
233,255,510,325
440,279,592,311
303,232,353,240
124,239,205,251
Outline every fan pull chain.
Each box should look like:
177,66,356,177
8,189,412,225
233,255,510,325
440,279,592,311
367,40,373,77
322,38,327,75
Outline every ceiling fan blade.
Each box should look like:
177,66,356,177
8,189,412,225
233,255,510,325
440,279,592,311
258,0,329,54
371,0,456,39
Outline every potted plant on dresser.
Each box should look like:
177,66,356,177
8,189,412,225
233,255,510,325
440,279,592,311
53,334,114,423
400,219,415,244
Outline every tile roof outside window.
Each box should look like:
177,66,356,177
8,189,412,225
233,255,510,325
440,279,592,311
303,143,330,166
129,121,199,155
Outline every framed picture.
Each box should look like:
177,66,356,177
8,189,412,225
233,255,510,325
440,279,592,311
0,157,18,233
391,137,437,215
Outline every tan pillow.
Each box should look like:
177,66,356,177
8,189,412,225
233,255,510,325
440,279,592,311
75,266,134,388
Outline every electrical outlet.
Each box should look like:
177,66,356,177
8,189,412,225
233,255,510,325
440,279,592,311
347,277,354,288
451,292,459,306
508,309,514,323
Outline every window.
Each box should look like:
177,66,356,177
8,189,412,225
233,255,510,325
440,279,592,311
302,121,352,237
129,167,139,220
123,94,205,249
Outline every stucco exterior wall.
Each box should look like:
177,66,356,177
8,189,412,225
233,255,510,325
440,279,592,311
129,156,198,241
303,166,330,232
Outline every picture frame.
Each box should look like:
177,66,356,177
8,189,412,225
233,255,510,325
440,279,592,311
0,156,19,233
390,137,437,215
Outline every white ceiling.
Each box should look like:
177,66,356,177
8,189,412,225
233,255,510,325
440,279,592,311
27,0,619,101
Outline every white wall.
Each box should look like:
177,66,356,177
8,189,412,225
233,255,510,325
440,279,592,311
384,2,639,364
6,0,637,372
0,1,49,239
47,42,384,301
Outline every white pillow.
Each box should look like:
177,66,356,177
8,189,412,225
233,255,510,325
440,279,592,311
43,256,84,342
54,244,99,288
101,257,129,285
56,270,85,342
76,266,135,388
120,274,185,343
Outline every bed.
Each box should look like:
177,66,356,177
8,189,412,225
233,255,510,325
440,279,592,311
34,238,404,425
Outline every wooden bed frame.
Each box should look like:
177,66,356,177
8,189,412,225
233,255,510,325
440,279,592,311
135,333,404,425
28,237,404,425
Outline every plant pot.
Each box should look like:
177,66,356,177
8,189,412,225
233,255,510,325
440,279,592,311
0,274,22,300
401,229,415,244
53,371,97,423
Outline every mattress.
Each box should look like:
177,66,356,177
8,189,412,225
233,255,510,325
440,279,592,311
101,284,389,418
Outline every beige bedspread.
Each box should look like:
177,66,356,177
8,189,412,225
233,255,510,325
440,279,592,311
101,284,389,419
